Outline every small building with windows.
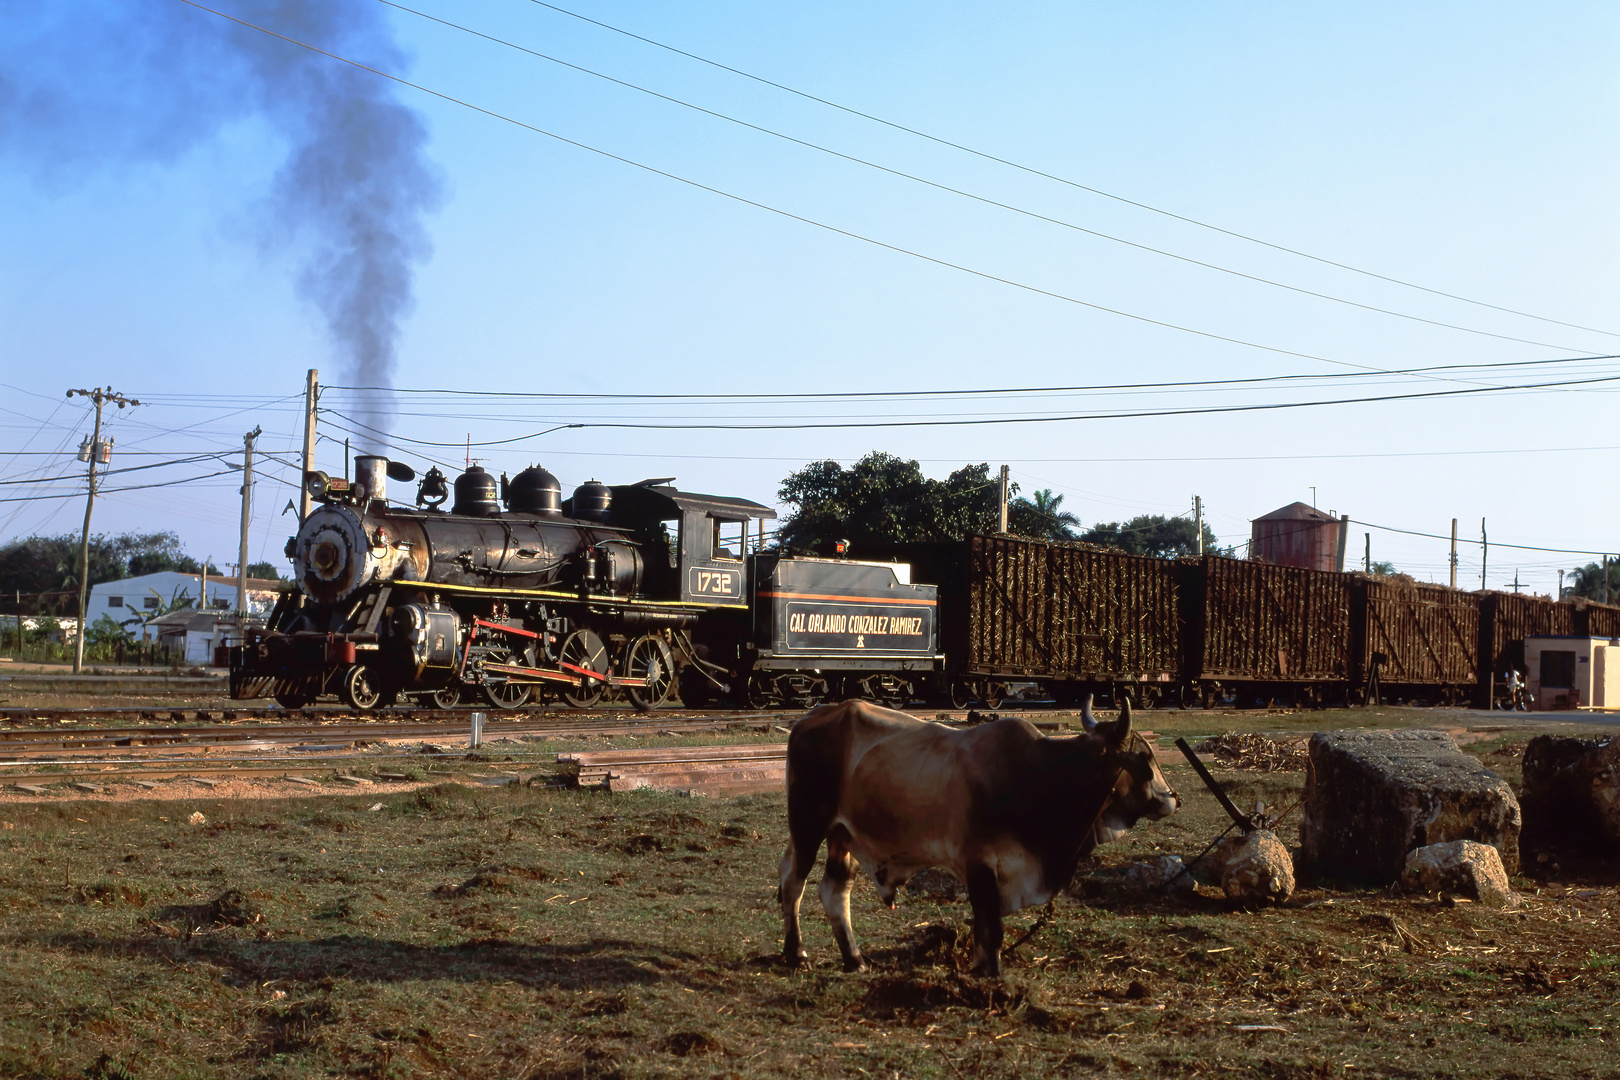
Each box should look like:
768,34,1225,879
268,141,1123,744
1524,635,1620,710
85,572,282,637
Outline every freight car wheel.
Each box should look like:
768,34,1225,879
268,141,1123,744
559,629,609,708
624,635,675,711
340,664,384,711
949,681,973,709
976,681,1004,710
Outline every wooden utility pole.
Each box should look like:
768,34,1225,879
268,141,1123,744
298,368,319,522
237,426,262,620
1364,532,1371,573
1193,496,1204,555
1449,518,1458,589
65,387,139,672
1480,518,1488,590
997,465,1010,534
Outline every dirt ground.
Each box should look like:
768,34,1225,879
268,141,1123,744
1,707,1617,1078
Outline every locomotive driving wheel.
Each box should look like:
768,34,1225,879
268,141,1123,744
479,645,534,709
559,629,609,708
623,635,675,711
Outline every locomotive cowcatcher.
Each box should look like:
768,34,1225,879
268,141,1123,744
229,455,941,710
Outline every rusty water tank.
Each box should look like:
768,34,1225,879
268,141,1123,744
1250,502,1347,571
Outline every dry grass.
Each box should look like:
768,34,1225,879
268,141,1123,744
0,719,1617,1078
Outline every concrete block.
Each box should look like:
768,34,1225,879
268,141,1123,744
335,774,372,785
1299,729,1520,882
1520,735,1620,853
189,777,222,787
1402,840,1515,907
71,783,102,793
376,772,408,782
132,780,160,789
11,784,47,795
282,775,317,786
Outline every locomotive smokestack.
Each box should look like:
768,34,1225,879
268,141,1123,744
0,3,443,443
353,455,387,507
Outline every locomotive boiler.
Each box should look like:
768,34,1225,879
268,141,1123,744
230,455,943,711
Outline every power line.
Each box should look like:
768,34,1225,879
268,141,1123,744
380,0,1591,354
519,0,1620,342
317,371,1620,442
318,353,1620,403
178,0,1434,376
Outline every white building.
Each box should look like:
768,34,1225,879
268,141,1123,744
86,572,283,637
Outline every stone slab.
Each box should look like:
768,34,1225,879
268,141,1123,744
282,776,317,786
334,774,372,785
11,784,47,795
1299,729,1520,882
1521,734,1620,853
71,783,102,793
189,777,222,788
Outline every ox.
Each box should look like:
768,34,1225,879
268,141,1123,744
779,697,1178,976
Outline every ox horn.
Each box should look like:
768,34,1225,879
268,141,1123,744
1080,693,1098,731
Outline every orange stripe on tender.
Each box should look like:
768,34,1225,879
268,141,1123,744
755,591,936,606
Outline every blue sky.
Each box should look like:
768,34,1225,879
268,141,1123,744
1,1,1616,590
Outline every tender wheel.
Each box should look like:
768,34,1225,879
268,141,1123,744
430,686,461,709
624,635,676,711
977,680,1004,710
781,674,828,709
274,688,312,710
340,664,383,711
745,674,779,709
949,680,973,710
559,629,609,708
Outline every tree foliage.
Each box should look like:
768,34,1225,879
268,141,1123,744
246,560,286,581
0,531,220,603
1566,561,1620,601
1008,488,1079,541
777,453,1004,552
1078,514,1219,559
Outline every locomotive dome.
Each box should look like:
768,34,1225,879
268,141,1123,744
508,465,562,514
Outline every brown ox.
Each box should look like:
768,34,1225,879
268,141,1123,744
779,697,1178,975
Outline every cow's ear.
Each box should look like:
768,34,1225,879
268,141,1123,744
1103,698,1133,749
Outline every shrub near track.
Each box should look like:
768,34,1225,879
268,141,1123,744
0,760,1616,1078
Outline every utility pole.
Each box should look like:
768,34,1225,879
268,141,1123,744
1193,496,1204,556
1449,518,1458,590
997,465,1010,534
298,368,319,522
1364,533,1371,573
1480,518,1488,591
66,387,140,672
237,426,262,627
1604,556,1611,606
1559,569,1565,599
1513,570,1520,594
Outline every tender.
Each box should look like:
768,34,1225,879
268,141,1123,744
779,697,1179,976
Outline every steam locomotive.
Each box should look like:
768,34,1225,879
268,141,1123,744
229,456,941,711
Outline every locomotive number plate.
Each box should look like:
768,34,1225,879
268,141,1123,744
689,566,743,599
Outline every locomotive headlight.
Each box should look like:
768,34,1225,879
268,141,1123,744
304,470,331,501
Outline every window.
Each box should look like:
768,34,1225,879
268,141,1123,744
143,597,160,610
107,596,123,608
713,518,745,561
1540,650,1576,689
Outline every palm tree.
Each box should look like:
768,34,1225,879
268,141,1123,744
1011,489,1080,541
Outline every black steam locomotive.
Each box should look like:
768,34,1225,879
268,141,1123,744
229,456,941,710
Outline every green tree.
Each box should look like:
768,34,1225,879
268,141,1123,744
1368,560,1398,576
1079,514,1218,558
1008,488,1079,541
777,453,1005,551
1566,561,1620,601
245,561,285,581
0,531,217,601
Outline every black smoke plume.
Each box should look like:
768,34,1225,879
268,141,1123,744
0,1,443,444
